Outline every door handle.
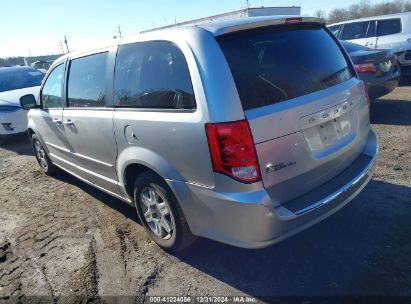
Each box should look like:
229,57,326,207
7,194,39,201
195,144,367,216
63,119,74,126
52,118,62,124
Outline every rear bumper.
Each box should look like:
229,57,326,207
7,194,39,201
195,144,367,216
399,62,411,76
170,128,378,249
397,50,411,67
364,70,400,99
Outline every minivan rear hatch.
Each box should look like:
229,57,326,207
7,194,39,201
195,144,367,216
217,22,371,206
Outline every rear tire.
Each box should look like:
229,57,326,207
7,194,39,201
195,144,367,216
32,134,58,175
133,171,196,252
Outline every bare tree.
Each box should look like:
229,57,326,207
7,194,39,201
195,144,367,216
314,9,326,19
0,57,25,67
326,0,411,24
328,8,350,24
348,0,372,19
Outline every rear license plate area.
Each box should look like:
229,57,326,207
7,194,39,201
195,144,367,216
319,118,343,146
300,100,357,153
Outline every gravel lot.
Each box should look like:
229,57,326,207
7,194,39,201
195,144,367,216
0,83,410,301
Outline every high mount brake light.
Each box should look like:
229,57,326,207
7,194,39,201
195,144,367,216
205,120,261,183
285,17,303,23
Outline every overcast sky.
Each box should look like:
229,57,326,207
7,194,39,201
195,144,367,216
0,0,385,57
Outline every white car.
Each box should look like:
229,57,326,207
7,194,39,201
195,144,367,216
0,66,43,143
328,12,411,74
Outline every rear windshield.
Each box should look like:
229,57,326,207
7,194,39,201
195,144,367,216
340,40,371,53
217,24,354,111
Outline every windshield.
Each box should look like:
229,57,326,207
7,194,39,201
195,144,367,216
0,67,44,93
217,24,354,111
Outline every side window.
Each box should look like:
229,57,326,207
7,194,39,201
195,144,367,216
366,21,376,38
340,21,369,40
67,52,108,108
328,25,341,37
377,19,402,36
42,63,65,108
114,41,196,109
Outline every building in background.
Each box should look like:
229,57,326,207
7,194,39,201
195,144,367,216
142,6,301,33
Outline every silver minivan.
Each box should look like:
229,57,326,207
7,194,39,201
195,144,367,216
328,12,411,73
20,16,378,252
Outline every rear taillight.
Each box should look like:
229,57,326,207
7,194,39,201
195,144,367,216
285,17,303,23
361,81,371,107
205,120,261,183
390,55,398,65
355,63,377,73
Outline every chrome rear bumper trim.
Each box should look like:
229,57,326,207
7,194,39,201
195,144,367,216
292,129,378,216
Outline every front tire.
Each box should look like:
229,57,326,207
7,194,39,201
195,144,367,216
32,134,58,175
133,171,196,252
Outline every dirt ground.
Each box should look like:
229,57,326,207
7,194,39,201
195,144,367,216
0,82,410,302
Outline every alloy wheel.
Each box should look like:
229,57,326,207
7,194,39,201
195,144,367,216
34,139,48,170
140,186,175,240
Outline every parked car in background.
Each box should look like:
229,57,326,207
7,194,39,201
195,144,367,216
0,66,43,143
341,40,400,99
31,60,54,73
328,12,411,75
20,16,377,252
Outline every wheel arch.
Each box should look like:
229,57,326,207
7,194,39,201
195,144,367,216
27,127,35,137
123,163,159,197
118,146,185,198
26,123,51,155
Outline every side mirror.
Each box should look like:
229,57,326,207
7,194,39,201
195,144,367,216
20,94,38,110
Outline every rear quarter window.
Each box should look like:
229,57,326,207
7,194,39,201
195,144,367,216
217,24,354,111
113,41,196,110
377,19,402,36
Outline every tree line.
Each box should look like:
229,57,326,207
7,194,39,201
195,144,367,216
0,57,25,67
314,0,411,24
0,55,61,68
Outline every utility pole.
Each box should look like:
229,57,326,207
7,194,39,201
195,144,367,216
246,0,250,9
59,41,65,54
115,24,122,38
64,35,70,53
